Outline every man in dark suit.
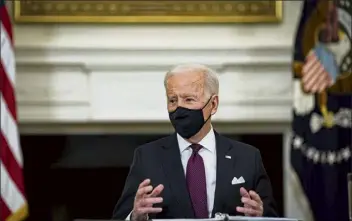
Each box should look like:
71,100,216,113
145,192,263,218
112,64,278,220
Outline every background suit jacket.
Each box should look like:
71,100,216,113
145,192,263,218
112,131,278,219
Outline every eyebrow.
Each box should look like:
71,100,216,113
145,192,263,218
167,92,199,98
179,93,198,98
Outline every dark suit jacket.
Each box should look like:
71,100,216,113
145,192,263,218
112,132,278,219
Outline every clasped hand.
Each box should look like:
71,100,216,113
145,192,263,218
236,187,264,217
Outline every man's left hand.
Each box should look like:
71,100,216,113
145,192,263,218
236,187,263,217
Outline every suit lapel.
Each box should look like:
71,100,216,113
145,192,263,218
212,132,234,217
160,133,194,218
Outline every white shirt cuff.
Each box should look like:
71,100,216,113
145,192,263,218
126,211,132,220
126,211,149,220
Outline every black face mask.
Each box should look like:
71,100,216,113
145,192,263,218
168,97,212,139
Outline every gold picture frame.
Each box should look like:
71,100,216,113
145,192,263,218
14,1,282,23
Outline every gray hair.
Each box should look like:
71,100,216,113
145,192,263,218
164,64,219,97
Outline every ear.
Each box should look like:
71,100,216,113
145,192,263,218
210,95,219,115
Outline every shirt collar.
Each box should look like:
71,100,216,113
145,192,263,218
177,127,216,153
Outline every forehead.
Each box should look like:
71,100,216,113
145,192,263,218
166,71,205,93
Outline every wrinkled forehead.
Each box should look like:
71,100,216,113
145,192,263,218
166,71,205,94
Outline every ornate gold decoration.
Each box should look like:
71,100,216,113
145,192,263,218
14,1,282,23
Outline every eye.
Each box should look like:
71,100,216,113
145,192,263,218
168,98,176,104
185,98,195,102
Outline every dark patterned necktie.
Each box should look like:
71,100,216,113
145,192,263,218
186,144,208,218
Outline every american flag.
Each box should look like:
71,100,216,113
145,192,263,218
301,50,335,93
300,0,340,94
0,0,28,220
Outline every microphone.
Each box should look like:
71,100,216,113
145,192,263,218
348,173,352,221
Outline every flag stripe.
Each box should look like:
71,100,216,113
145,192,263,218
1,23,16,86
0,198,11,221
0,162,26,213
304,59,320,78
304,69,322,89
301,52,333,93
312,71,329,92
305,65,323,83
0,62,17,120
302,68,320,87
302,53,317,73
0,4,13,42
0,95,22,167
1,1,27,220
0,133,25,195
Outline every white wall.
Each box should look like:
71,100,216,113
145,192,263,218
13,1,305,219
14,1,302,124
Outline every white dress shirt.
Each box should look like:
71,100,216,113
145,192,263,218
126,128,217,219
177,128,217,218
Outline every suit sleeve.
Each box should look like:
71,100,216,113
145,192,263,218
112,147,143,220
254,149,278,217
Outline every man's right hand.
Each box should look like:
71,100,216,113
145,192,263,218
131,179,164,221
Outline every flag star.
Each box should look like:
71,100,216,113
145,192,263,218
293,136,303,149
342,147,351,160
342,118,350,127
307,148,315,159
341,0,350,7
313,152,320,163
310,113,323,133
327,152,336,165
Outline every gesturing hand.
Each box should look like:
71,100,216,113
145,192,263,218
236,187,263,217
132,179,164,221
